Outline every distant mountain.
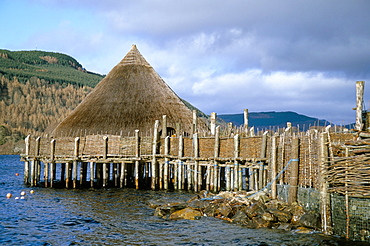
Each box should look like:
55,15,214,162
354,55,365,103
218,111,332,130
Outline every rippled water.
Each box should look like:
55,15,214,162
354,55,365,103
1,155,368,246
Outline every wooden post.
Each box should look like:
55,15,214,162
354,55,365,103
193,133,199,192
50,139,55,188
192,110,197,134
120,161,125,188
35,137,41,185
151,121,159,190
162,115,167,138
102,136,108,188
227,122,233,136
24,135,30,185
135,129,140,189
319,132,333,234
288,137,300,204
31,137,40,187
72,137,80,188
233,134,240,191
65,161,70,188
270,135,278,199
249,126,255,137
345,147,350,240
90,162,94,188
355,81,365,131
244,109,249,132
80,162,87,186
213,126,220,192
178,135,184,190
113,163,118,187
259,132,268,190
210,112,217,135
164,136,170,190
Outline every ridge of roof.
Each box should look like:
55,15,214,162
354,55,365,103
118,44,151,67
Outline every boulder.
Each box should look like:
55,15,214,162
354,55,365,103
169,207,203,220
153,202,187,218
276,222,293,231
298,211,321,229
252,217,272,228
290,204,306,225
261,211,277,222
267,209,292,223
245,201,266,218
215,203,233,218
231,210,249,224
188,199,210,210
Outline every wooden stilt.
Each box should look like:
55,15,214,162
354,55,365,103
233,134,240,191
355,81,365,131
244,109,249,132
259,132,268,190
288,137,300,204
178,135,184,190
65,162,70,188
80,162,87,186
120,162,125,188
44,162,49,188
210,112,217,135
270,135,278,199
152,122,159,190
225,164,231,191
50,139,55,188
31,137,41,187
102,136,108,188
24,135,30,185
90,162,94,188
73,137,80,188
135,129,141,189
213,126,220,192
164,136,170,190
319,132,333,235
193,133,199,192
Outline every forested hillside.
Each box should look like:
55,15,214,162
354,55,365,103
0,49,103,87
0,50,102,154
0,76,93,153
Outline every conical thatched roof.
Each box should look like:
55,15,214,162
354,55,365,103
51,45,209,136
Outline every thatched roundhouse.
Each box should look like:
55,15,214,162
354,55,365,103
51,45,209,137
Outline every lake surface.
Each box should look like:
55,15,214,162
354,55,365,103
1,155,368,245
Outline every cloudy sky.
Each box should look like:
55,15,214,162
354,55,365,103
1,0,369,125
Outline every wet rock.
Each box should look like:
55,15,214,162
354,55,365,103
294,226,315,234
265,199,287,211
154,206,171,217
231,210,249,224
249,191,271,204
267,209,292,223
298,211,321,229
252,217,272,228
290,204,306,225
169,207,202,220
215,203,233,218
276,222,293,231
245,201,266,218
153,202,187,217
187,199,210,210
198,190,215,199
261,211,277,222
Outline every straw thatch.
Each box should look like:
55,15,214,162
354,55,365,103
51,45,209,137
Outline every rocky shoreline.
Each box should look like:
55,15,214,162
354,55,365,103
149,190,321,234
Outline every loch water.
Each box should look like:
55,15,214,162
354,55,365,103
0,155,368,246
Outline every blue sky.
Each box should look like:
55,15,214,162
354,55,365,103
1,0,370,125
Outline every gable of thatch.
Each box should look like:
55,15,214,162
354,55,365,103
51,45,209,136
